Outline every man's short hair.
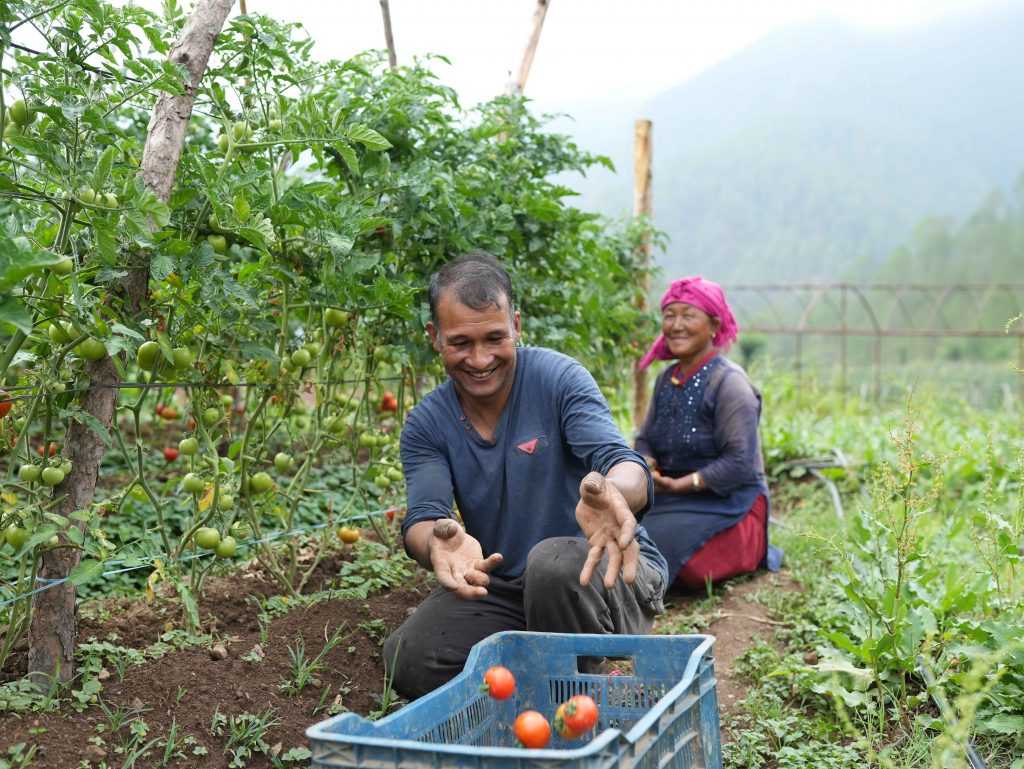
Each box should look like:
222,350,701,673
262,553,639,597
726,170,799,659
428,251,516,330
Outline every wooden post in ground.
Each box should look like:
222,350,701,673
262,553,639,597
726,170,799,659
506,0,551,96
632,119,653,432
379,0,397,71
27,0,236,684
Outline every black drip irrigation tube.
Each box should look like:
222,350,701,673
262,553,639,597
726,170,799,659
916,656,989,769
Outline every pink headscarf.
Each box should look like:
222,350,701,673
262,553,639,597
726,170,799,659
637,276,739,371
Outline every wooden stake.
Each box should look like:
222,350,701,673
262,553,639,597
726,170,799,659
506,0,550,96
27,0,236,684
379,0,397,71
632,119,653,432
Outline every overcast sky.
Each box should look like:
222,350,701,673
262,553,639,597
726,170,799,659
239,0,1006,113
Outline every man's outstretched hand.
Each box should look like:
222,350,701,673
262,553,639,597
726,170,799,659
428,518,503,600
575,471,639,589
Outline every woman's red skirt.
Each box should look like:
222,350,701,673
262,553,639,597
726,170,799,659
676,494,767,589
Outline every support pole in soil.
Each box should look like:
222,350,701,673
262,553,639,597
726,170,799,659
506,0,550,96
27,0,236,684
380,0,397,71
632,119,653,432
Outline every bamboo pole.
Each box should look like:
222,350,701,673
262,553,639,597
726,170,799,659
632,119,653,432
379,0,397,71
506,0,550,96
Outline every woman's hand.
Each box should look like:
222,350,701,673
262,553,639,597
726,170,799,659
653,473,683,494
428,519,503,600
575,471,640,588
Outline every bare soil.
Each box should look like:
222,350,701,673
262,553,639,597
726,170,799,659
2,548,790,768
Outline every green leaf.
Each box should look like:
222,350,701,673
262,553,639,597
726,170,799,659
0,293,33,334
91,146,116,190
333,143,359,175
234,193,250,221
176,581,200,630
0,235,67,292
346,124,392,151
59,407,113,449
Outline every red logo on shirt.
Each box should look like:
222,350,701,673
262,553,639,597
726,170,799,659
516,438,539,455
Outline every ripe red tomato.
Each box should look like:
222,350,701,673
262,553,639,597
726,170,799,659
482,666,515,700
380,391,398,413
561,694,598,736
38,442,57,457
0,391,12,418
513,710,550,749
187,418,197,431
155,402,166,416
161,407,179,421
163,447,180,461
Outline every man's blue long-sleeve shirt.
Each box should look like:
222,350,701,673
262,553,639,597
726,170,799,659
400,346,669,585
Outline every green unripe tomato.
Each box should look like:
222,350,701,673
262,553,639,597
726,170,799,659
6,526,30,550
48,321,74,345
51,381,66,395
229,519,250,538
41,466,65,486
19,464,41,483
303,341,321,356
268,119,283,131
249,471,275,494
77,337,107,361
231,121,252,141
375,435,391,447
137,341,160,371
50,256,74,275
3,122,23,140
358,432,375,448
217,133,230,152
207,234,227,254
273,452,293,472
8,99,36,126
183,473,206,493
374,474,391,489
79,188,97,205
102,193,118,209
387,467,404,482
220,393,235,408
171,347,194,369
194,527,220,550
324,308,349,327
281,356,295,372
208,214,225,233
289,348,311,368
214,535,237,558
218,493,235,511
202,407,221,426
178,437,199,456
326,415,346,434
60,460,73,475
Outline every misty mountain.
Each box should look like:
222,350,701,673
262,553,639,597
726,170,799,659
554,3,1024,287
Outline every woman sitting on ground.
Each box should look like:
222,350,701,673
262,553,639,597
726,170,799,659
634,276,781,589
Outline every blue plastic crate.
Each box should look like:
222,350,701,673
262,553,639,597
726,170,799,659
307,631,721,769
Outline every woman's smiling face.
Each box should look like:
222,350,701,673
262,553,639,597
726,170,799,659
661,301,720,365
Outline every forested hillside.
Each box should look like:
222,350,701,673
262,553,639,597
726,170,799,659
563,2,1024,287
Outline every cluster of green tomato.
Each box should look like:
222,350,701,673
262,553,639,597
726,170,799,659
3,98,36,141
192,519,252,559
17,457,73,487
